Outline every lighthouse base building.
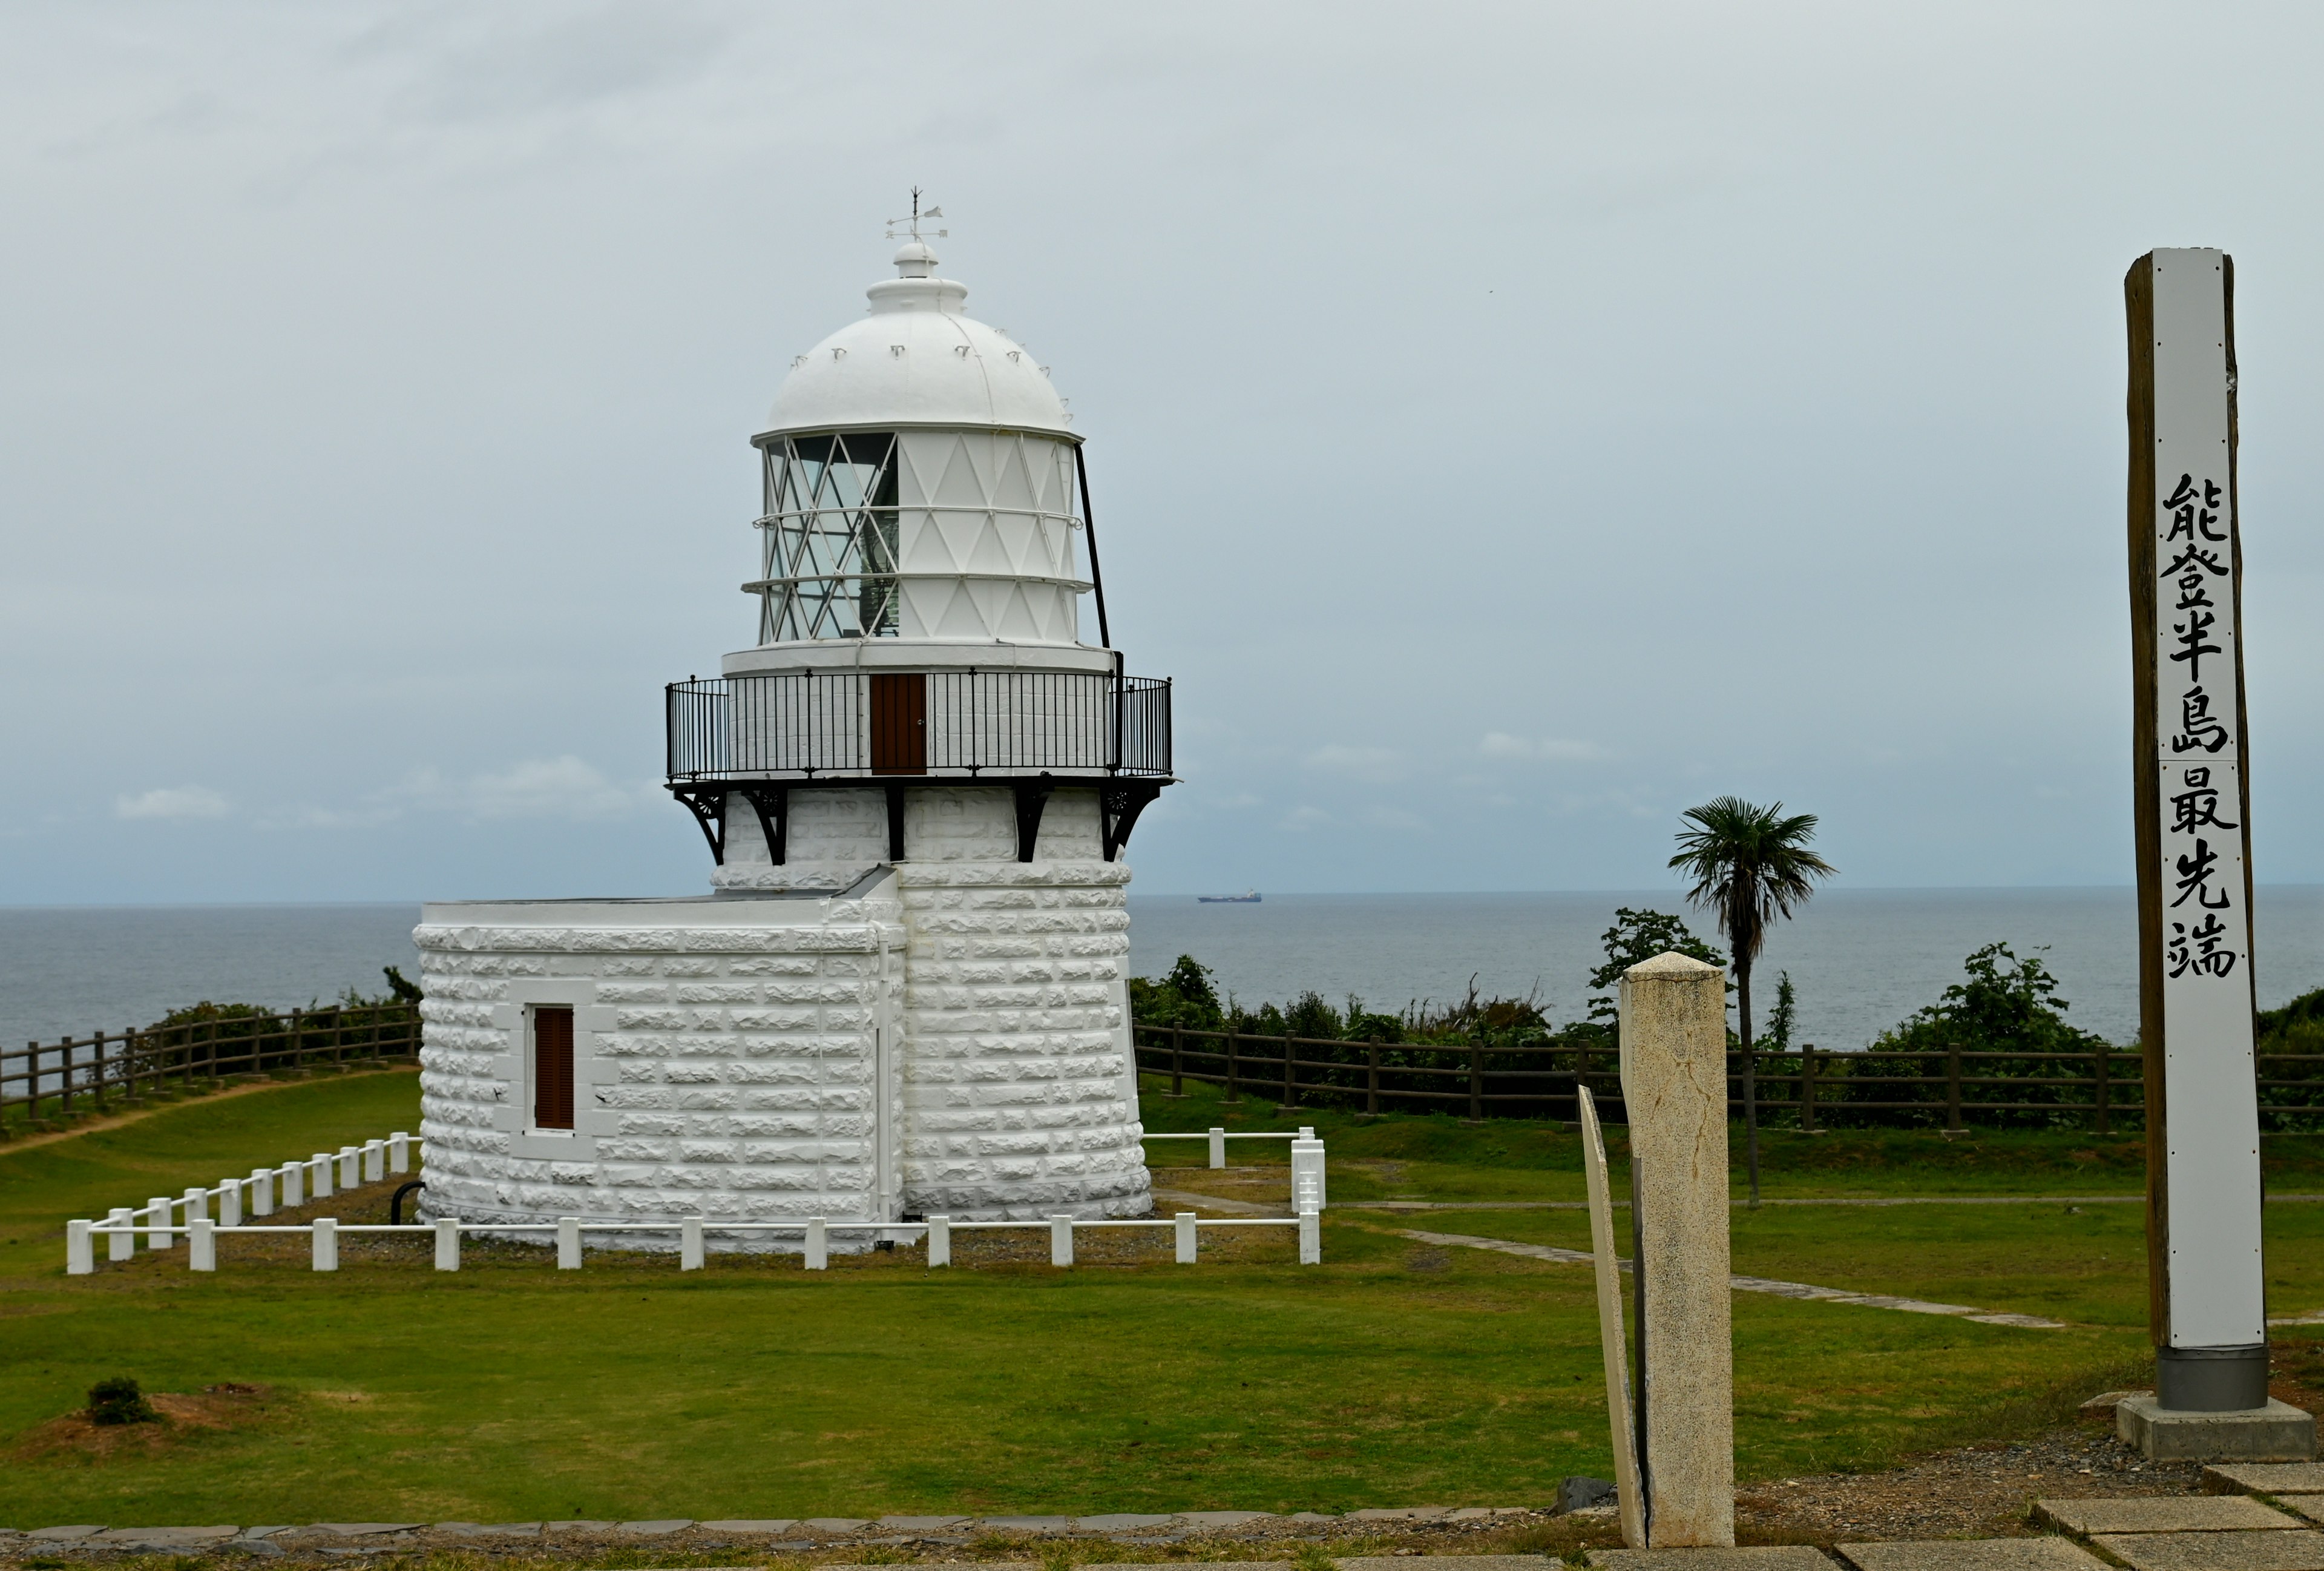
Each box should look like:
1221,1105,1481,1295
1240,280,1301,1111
415,231,1170,1248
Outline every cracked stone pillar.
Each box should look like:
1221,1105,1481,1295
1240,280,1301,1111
1619,950,1735,1548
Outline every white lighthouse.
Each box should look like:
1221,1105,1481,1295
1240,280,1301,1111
413,220,1172,1245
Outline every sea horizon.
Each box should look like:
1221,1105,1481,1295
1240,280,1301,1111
5,885,2322,1056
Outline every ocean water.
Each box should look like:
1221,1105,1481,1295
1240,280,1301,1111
0,905,422,1050
4,888,2322,1054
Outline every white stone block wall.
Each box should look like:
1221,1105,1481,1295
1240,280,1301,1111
895,858,1147,1219
414,899,905,1253
417,784,1151,1234
887,786,1146,1219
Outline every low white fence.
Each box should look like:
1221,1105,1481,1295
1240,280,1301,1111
1141,1126,1326,1213
91,1131,416,1259
66,1211,1321,1274
65,1127,1326,1275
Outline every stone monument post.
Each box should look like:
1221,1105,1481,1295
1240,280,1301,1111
2119,249,2313,1461
1618,951,1735,1546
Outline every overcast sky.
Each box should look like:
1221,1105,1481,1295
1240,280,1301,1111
5,2,2323,903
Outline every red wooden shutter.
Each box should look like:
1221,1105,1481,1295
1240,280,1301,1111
534,1006,574,1130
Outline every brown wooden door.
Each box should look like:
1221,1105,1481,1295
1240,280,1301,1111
869,673,927,774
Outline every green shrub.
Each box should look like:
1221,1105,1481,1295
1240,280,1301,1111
87,1375,157,1426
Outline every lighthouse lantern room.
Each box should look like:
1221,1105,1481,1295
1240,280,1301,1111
413,219,1173,1247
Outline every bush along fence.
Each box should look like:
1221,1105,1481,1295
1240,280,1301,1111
1131,1023,2324,1133
2,1001,421,1137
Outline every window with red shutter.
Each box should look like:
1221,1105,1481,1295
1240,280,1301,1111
533,1006,574,1130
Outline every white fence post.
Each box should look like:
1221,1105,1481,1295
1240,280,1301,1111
107,1207,135,1261
312,1218,337,1272
183,1185,209,1225
147,1196,173,1248
680,1217,704,1271
338,1146,359,1189
1299,1208,1321,1265
1175,1211,1198,1264
363,1139,384,1183
927,1215,950,1268
67,1220,93,1276
1050,1215,1074,1268
250,1168,274,1216
190,1217,217,1272
804,1217,827,1271
557,1217,582,1270
280,1162,303,1207
1209,1127,1226,1168
389,1132,410,1174
218,1181,242,1228
1290,1134,1328,1213
434,1217,461,1271
309,1153,332,1199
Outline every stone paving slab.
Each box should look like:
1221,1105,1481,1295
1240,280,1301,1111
1078,1515,1180,1530
93,1527,241,1544
2037,1498,2299,1534
2211,1467,2324,1495
2275,1503,2324,1527
1589,1550,1836,1571
28,1527,106,1541
615,1520,695,1534
434,1523,542,1537
800,1517,872,1532
1341,1557,1557,1571
2093,1531,2324,1571
299,1524,425,1537
880,1516,970,1530
1180,1511,1278,1527
1838,1541,2109,1571
545,1520,617,1532
982,1517,1075,1533
698,1519,799,1532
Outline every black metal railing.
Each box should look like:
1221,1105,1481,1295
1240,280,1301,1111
668,669,1171,780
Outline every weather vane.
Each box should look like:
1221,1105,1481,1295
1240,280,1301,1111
885,186,948,243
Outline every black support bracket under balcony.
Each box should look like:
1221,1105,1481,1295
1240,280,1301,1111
734,783,790,866
884,783,907,863
1013,775,1055,863
668,785,727,865
1100,780,1166,862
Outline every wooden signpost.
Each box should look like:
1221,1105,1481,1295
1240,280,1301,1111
2122,249,2286,1433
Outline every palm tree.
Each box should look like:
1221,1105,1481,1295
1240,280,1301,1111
1669,797,1837,1207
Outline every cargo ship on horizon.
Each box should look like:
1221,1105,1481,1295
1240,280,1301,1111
1197,890,1261,904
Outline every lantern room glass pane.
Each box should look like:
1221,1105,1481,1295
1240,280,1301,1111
759,432,900,640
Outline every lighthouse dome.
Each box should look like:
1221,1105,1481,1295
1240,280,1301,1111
762,243,1073,440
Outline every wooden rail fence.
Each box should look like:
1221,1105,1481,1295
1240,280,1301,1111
1131,1023,2324,1133
3,1004,422,1137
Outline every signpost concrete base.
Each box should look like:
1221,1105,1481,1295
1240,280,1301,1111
2117,1395,2315,1463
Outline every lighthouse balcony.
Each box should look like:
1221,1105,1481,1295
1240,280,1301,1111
665,668,1170,866
668,667,1169,782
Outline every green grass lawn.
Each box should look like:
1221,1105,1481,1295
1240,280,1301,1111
0,1067,2269,1526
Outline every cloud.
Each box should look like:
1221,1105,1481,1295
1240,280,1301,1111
281,756,636,829
116,785,229,820
1480,732,1611,762
460,756,634,821
1305,744,1406,783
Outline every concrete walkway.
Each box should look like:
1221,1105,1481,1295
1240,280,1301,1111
1394,1228,2069,1329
